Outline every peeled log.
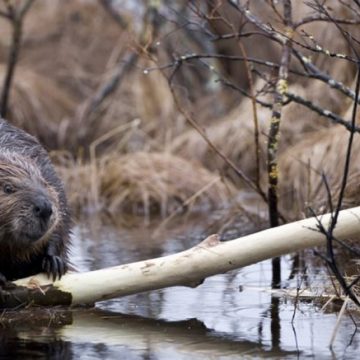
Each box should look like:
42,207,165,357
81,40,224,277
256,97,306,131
7,206,360,308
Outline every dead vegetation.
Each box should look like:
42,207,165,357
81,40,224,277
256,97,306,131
0,65,75,149
171,80,339,181
57,152,233,219
0,0,359,221
278,109,360,218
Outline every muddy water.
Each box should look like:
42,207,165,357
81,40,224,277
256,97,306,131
1,211,360,359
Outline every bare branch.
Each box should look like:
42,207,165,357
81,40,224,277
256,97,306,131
0,0,36,118
76,51,139,124
266,0,293,288
285,91,360,131
98,0,129,29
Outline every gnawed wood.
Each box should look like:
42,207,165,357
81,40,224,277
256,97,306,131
1,206,359,308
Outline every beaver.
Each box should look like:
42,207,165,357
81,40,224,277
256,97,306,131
0,119,71,283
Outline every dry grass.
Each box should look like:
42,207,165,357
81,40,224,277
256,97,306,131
0,1,238,218
0,0,181,154
278,105,360,218
171,84,270,180
18,0,126,97
0,1,358,219
0,65,75,149
56,151,234,219
91,58,179,153
171,80,338,181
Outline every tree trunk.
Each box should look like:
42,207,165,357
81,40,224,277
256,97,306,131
5,206,360,308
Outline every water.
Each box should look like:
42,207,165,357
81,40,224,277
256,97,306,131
1,211,360,359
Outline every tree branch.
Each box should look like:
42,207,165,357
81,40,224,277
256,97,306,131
2,206,359,308
0,0,35,118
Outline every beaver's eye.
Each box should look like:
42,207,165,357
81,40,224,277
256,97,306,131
3,184,14,194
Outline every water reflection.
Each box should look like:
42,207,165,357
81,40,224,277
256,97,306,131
0,308,299,359
0,309,73,359
1,298,358,359
1,213,360,359
0,337,73,359
270,296,281,351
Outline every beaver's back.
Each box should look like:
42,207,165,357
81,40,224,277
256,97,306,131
0,119,63,193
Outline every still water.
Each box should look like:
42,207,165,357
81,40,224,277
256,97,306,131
0,211,359,359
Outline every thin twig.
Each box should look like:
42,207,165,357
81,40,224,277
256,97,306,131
329,296,349,348
77,51,139,125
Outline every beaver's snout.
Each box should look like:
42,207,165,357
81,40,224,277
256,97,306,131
22,192,55,242
33,195,53,224
4,188,57,244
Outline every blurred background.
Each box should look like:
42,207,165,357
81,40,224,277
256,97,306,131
1,0,359,225
2,1,360,359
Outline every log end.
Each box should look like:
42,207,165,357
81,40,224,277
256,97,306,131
0,283,72,309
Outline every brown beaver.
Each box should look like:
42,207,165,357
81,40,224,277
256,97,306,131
0,119,71,282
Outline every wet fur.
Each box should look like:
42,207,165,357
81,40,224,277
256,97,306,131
0,119,71,281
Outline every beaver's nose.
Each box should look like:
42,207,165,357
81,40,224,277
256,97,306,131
33,196,53,222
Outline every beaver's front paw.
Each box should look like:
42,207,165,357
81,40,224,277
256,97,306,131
0,273,17,307
42,255,67,281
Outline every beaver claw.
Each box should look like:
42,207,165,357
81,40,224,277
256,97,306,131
0,273,6,287
42,255,67,282
0,272,16,304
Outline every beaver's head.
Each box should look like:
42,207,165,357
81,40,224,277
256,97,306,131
0,151,59,248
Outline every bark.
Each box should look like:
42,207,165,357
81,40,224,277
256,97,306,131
4,206,360,308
